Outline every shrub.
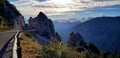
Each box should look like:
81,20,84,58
37,42,89,58
24,32,34,38
0,16,7,31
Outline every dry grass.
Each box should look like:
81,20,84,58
37,42,89,58
20,33,43,58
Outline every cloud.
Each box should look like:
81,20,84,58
93,0,119,2
10,0,120,16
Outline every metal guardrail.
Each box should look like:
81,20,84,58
13,31,20,58
12,30,36,58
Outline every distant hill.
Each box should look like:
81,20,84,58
72,16,120,53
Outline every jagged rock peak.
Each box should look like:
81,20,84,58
55,32,61,41
28,11,62,44
28,11,55,39
68,32,100,53
36,12,48,20
68,32,84,47
29,17,33,19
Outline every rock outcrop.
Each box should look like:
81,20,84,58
68,32,100,53
28,12,61,44
14,16,25,30
0,0,25,30
68,32,84,47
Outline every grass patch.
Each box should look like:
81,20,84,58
37,42,88,58
24,32,34,38
37,42,120,58
20,32,120,58
20,33,43,58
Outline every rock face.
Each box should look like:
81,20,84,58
0,0,25,30
14,16,25,30
68,32,100,53
28,12,61,44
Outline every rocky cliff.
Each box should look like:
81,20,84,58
0,0,25,30
28,12,61,44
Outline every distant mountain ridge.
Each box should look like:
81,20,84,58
53,17,92,23
72,16,120,52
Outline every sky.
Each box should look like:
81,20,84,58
8,0,120,22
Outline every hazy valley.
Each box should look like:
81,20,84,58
0,0,120,58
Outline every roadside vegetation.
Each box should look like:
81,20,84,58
20,32,120,58
0,16,7,31
20,32,43,58
0,16,14,31
0,0,22,31
37,42,120,58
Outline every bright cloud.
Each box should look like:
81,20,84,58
10,0,120,16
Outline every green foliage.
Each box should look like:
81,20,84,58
0,0,9,7
37,42,120,58
37,42,77,58
0,0,21,18
0,17,6,26
24,32,34,38
107,54,120,58
0,16,7,31
37,42,99,58
9,4,21,16
0,0,21,27
0,16,3,23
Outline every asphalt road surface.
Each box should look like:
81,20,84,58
0,31,16,58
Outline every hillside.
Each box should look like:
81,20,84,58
20,32,120,58
0,0,25,30
72,16,120,52
20,32,43,58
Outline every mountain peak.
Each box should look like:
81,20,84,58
28,11,55,38
36,12,48,19
38,12,44,15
